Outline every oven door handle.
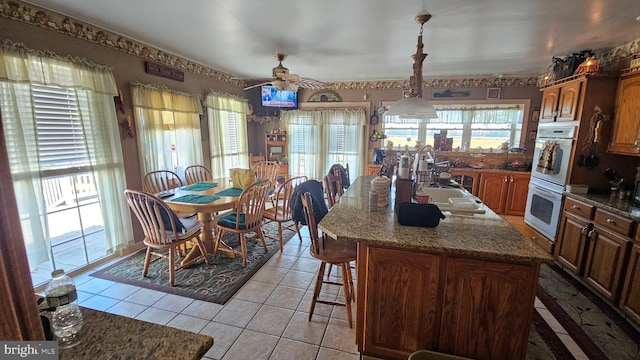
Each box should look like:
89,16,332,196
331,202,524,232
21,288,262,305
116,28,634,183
529,184,563,200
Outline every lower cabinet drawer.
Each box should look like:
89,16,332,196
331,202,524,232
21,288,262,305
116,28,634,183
594,209,634,237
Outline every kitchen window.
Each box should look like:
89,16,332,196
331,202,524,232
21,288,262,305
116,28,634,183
383,104,524,150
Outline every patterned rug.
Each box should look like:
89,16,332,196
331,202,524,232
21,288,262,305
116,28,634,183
90,221,296,304
527,263,640,360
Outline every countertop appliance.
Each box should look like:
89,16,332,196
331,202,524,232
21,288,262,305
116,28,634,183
524,123,577,242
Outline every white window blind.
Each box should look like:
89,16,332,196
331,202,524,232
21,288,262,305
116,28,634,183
32,84,89,171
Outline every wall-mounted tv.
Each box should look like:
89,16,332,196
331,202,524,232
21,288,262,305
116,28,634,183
261,85,298,109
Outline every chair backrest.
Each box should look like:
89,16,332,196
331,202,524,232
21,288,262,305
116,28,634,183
331,163,350,189
234,179,273,230
323,173,343,208
252,161,280,183
184,165,212,184
124,189,183,245
301,192,321,256
271,176,308,220
249,152,266,167
143,170,183,193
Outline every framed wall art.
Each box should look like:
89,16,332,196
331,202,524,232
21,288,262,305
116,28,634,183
487,88,501,99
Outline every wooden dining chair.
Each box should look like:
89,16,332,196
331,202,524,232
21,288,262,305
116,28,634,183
212,180,272,266
249,152,266,167
301,191,357,327
184,165,213,185
331,163,350,189
124,190,210,286
252,160,280,184
263,175,308,251
143,170,183,193
323,173,343,208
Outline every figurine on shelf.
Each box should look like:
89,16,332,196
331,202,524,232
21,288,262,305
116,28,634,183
386,140,394,150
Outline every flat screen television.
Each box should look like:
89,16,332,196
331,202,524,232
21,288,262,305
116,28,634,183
261,85,298,109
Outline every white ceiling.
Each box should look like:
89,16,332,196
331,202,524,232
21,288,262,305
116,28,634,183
22,0,640,83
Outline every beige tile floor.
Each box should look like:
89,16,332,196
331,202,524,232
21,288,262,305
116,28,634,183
72,226,361,360
69,219,605,360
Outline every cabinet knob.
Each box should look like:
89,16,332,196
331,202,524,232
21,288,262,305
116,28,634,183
572,205,579,209
509,176,514,183
503,176,508,182
606,218,616,224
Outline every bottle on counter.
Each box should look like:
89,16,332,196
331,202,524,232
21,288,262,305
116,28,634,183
45,269,83,349
369,189,379,211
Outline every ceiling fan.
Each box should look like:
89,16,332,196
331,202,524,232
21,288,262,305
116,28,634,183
243,53,328,91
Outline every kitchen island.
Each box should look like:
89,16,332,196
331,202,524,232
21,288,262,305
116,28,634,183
318,176,552,360
59,307,213,359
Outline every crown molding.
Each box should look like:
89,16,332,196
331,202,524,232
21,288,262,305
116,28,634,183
9,0,628,91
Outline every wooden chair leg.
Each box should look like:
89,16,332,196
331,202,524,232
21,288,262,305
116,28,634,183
240,233,248,267
345,262,355,303
195,237,210,265
341,263,353,328
309,262,327,321
326,264,333,279
169,248,175,287
212,226,224,259
257,227,269,252
295,221,302,242
142,247,152,278
278,222,284,252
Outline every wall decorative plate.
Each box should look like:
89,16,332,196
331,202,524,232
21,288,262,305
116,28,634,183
307,90,342,102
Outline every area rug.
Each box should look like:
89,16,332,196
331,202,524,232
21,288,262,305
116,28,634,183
90,221,296,304
527,263,640,360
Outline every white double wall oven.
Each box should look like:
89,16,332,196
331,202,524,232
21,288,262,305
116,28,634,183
524,122,578,242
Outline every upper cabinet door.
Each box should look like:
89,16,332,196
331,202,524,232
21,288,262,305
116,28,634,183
556,82,583,122
609,74,640,156
540,87,560,122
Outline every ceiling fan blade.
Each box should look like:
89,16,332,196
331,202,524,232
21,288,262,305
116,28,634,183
243,81,273,90
276,73,300,82
295,77,329,89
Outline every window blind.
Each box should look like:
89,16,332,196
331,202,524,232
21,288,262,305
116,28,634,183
32,84,89,171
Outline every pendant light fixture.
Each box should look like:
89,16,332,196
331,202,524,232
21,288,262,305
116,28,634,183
386,13,438,120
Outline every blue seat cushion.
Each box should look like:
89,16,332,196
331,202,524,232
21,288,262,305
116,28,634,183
147,199,185,232
217,213,247,230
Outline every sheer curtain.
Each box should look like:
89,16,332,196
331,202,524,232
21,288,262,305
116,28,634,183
281,108,366,180
0,40,133,266
131,82,203,179
204,91,250,178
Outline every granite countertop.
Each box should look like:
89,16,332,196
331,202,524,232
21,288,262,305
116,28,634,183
564,192,640,221
318,176,552,265
59,307,213,360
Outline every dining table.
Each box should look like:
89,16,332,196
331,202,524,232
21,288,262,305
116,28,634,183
163,177,243,267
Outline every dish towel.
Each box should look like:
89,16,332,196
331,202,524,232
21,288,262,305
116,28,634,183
183,182,218,191
171,194,220,204
536,140,559,174
215,188,243,197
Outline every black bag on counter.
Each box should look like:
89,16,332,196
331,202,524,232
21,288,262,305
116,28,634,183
396,202,446,228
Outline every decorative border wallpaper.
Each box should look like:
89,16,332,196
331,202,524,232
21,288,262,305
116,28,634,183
3,0,637,91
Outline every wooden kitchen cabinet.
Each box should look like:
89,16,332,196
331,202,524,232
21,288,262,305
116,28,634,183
554,197,594,275
539,80,582,122
477,172,530,215
555,212,592,275
357,245,537,360
620,240,640,325
582,208,633,302
608,71,640,156
583,224,631,301
360,247,441,359
450,170,479,195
